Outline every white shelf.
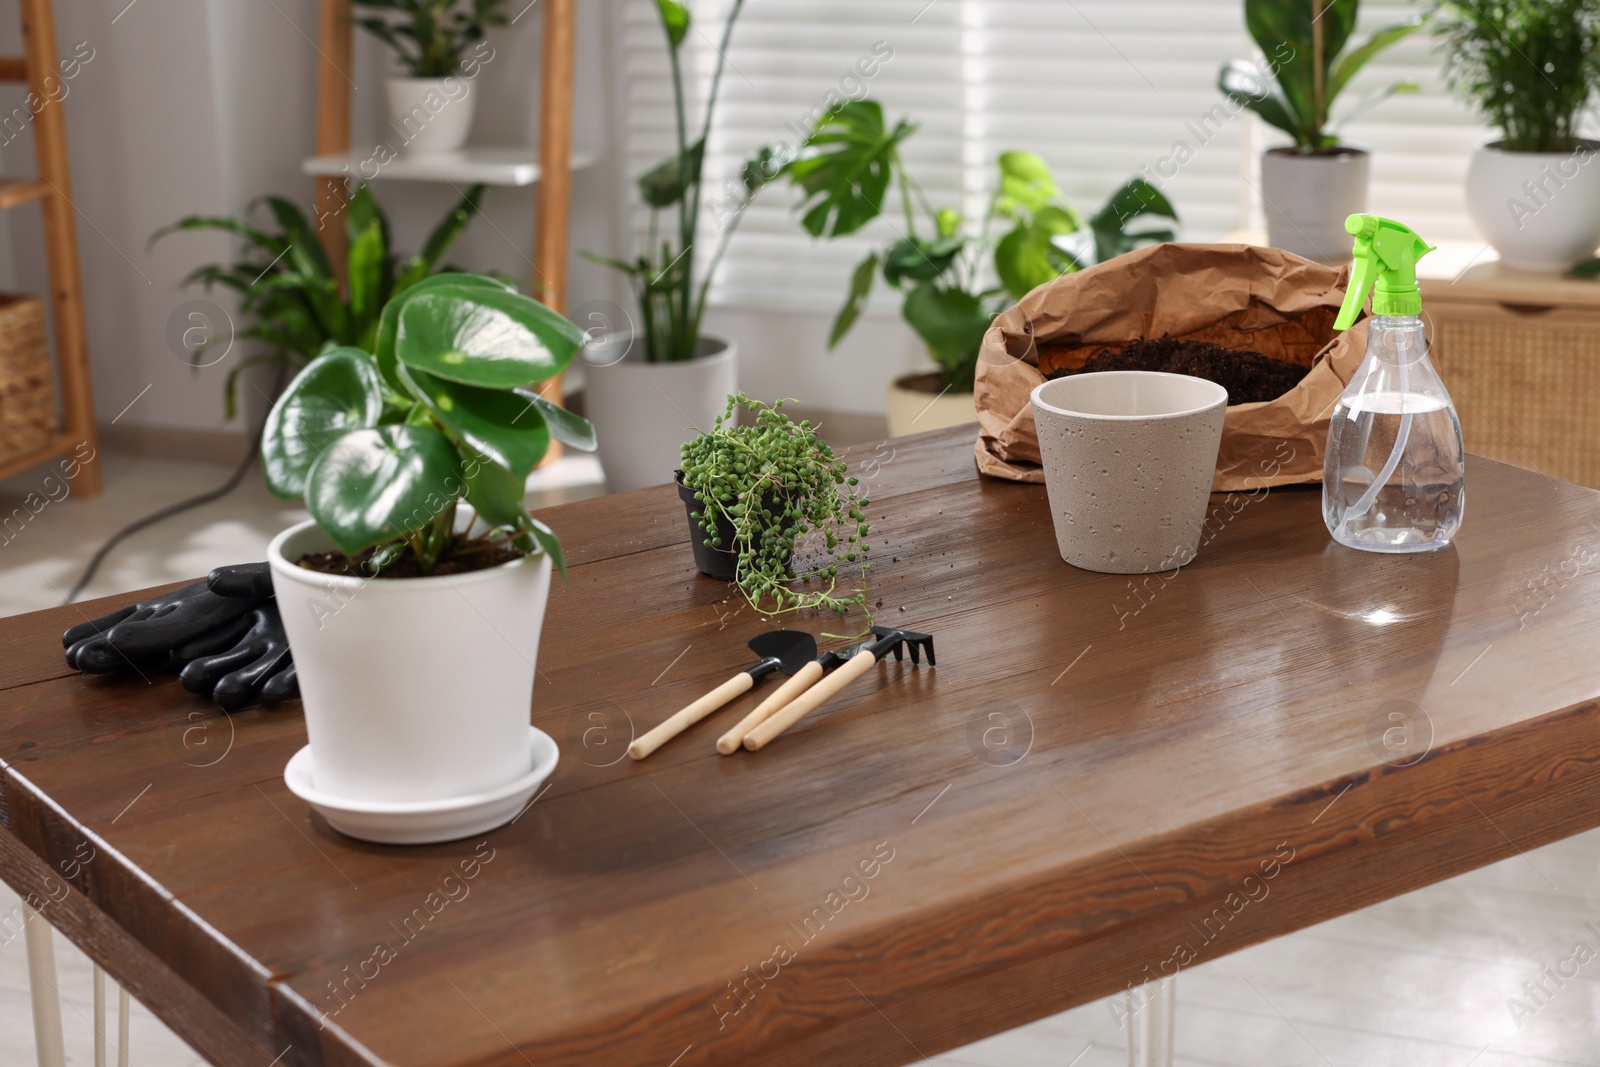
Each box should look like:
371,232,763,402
301,148,596,187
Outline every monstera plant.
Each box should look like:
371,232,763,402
263,275,595,841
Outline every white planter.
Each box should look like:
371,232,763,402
1260,147,1370,263
1466,140,1600,272
885,371,975,438
584,335,738,493
268,517,552,809
386,76,477,156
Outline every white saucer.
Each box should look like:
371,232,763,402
283,726,559,845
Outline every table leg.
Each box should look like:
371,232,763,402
94,964,106,1067
1125,976,1176,1067
22,902,65,1067
117,982,130,1067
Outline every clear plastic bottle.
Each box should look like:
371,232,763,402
1323,316,1465,551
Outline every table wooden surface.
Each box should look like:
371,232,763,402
5,427,1600,1067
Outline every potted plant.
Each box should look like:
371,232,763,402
584,0,770,492
1435,0,1600,271
262,273,595,842
355,0,507,155
795,105,1178,436
678,393,869,616
1219,0,1424,262
154,182,487,419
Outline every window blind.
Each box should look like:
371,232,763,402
618,0,1505,315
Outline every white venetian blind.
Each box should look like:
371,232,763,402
617,0,1503,313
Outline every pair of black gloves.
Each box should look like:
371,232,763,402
62,562,296,711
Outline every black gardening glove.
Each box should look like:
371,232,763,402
62,562,299,710
62,570,268,673
178,601,295,711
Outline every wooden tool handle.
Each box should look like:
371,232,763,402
717,660,824,755
628,672,753,760
744,651,878,751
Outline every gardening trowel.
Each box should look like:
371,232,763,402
628,630,817,760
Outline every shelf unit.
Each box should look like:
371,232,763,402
0,0,96,492
305,0,579,416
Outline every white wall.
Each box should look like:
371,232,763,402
0,0,622,436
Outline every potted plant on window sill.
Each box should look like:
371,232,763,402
1435,0,1600,272
262,273,594,844
791,104,1177,437
1218,0,1423,263
355,0,508,156
585,0,778,492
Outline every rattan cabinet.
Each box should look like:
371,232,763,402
1421,262,1600,490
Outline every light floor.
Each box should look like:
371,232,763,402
2,451,1598,1066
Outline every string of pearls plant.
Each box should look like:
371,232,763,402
680,394,871,617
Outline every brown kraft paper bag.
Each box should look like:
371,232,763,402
972,243,1370,492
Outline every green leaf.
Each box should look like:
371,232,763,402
395,285,586,388
375,272,513,395
148,214,283,255
261,347,384,499
397,363,552,477
1242,0,1356,145
346,220,387,335
786,101,916,237
1328,80,1419,135
1328,16,1424,102
935,208,962,239
902,283,991,370
515,389,596,452
305,425,465,557
461,449,527,526
1571,258,1600,280
1218,59,1299,139
639,138,705,208
258,195,336,282
882,235,964,286
1089,178,1179,263
343,183,391,262
829,251,878,349
653,0,689,49
397,182,486,292
996,151,1060,216
519,514,566,578
996,223,1063,303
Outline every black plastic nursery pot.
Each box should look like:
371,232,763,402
675,471,792,582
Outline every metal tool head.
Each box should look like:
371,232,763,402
747,630,818,676
867,624,936,666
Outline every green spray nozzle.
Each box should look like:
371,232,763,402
1333,214,1436,331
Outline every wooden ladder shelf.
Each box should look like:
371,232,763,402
0,0,97,492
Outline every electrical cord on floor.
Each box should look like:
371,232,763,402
64,364,287,605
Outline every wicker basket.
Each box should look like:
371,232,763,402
0,292,57,464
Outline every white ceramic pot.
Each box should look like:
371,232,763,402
1260,147,1370,263
885,371,975,437
386,75,477,155
1466,140,1600,272
268,517,552,805
584,335,738,493
1030,371,1228,574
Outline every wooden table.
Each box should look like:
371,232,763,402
5,428,1600,1067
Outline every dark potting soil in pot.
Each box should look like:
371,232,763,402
1047,335,1311,405
296,535,526,579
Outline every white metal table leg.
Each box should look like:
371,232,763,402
1126,976,1175,1067
22,901,65,1067
118,982,130,1067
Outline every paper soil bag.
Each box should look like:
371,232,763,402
973,243,1369,492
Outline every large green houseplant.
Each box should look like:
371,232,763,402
264,275,592,842
1218,0,1424,261
581,0,766,492
793,102,1176,434
154,183,486,418
357,0,507,154
1434,0,1600,271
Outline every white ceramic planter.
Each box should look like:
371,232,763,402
1260,148,1370,263
1466,140,1600,272
268,517,551,808
386,76,477,155
584,335,738,493
885,371,975,437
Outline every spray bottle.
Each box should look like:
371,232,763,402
1324,214,1465,552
